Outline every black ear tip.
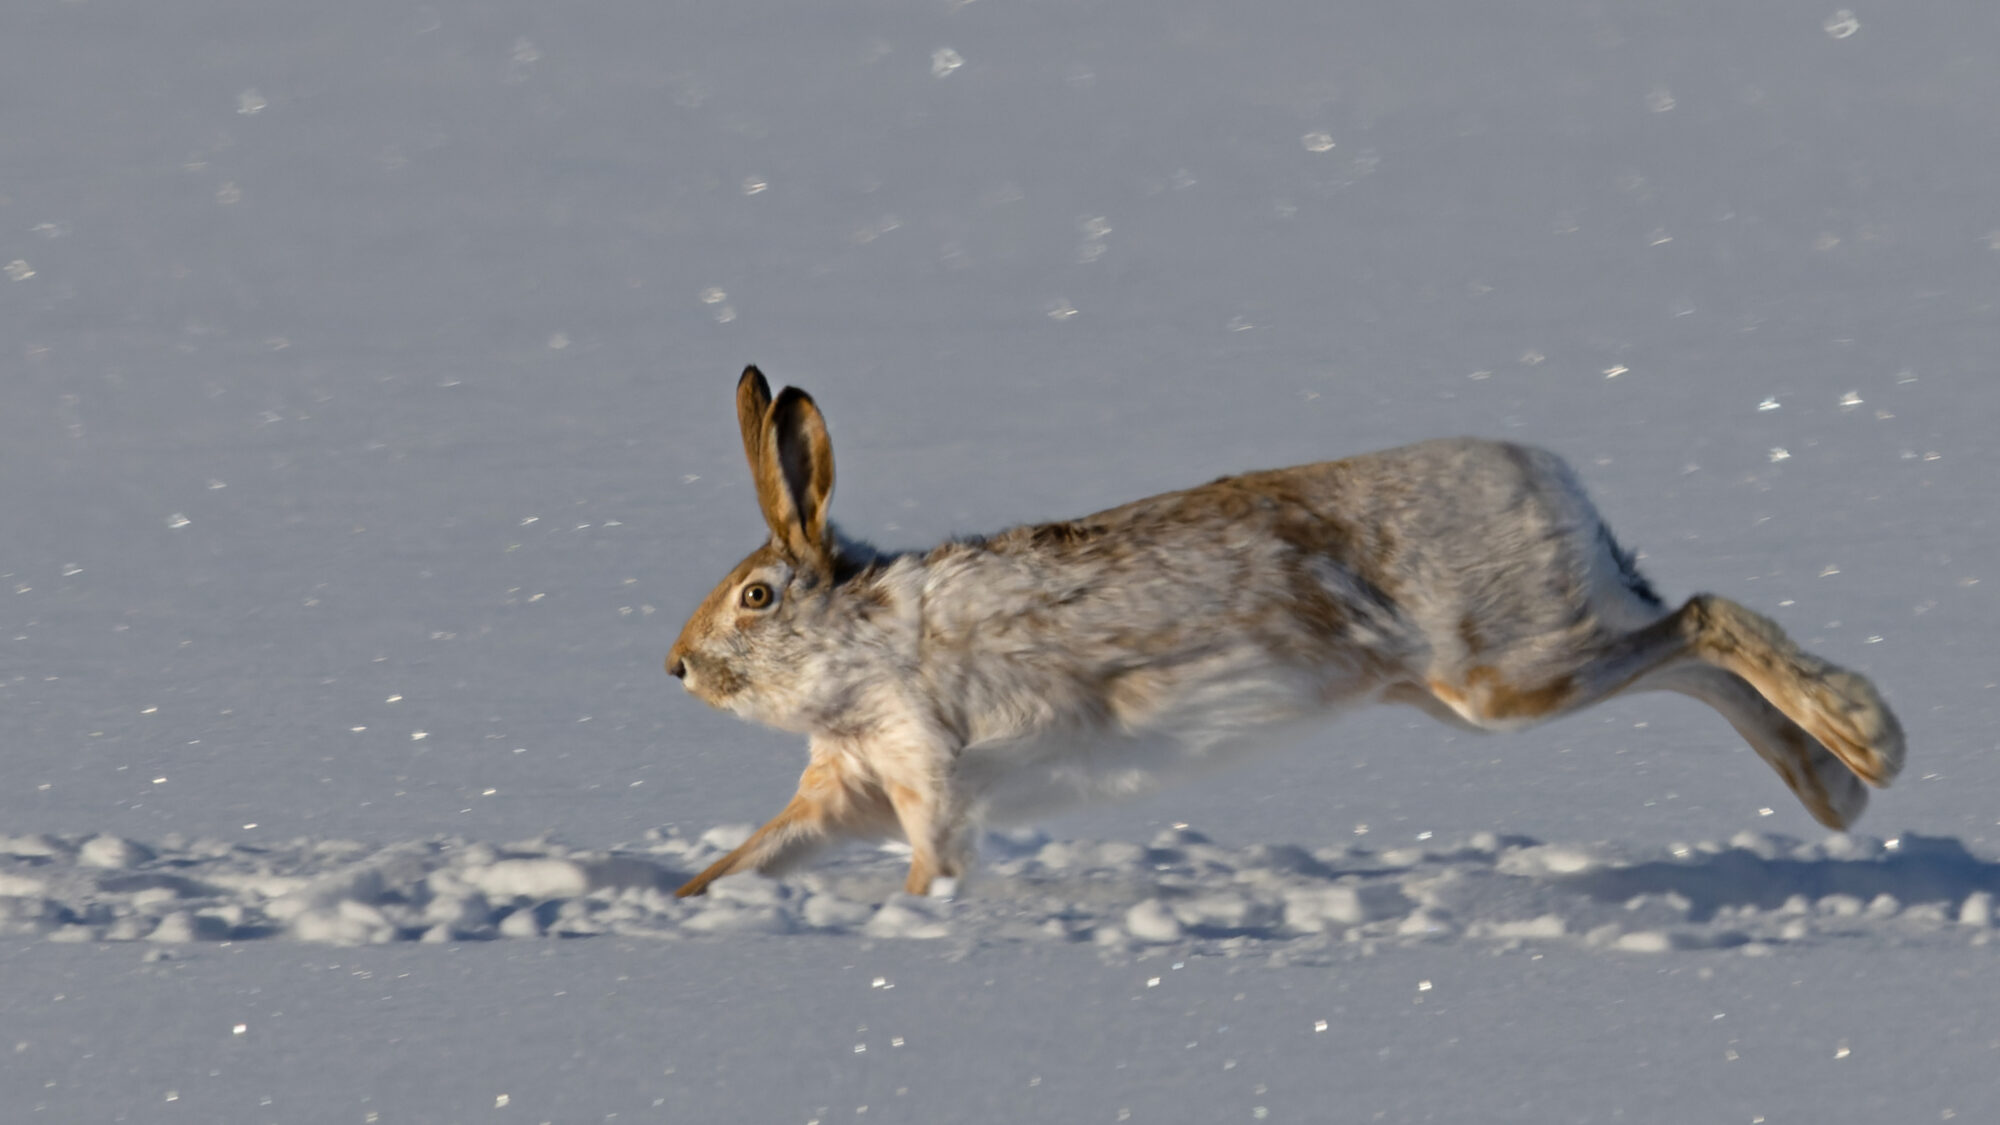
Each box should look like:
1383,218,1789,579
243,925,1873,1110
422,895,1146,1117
772,385,818,411
738,365,768,392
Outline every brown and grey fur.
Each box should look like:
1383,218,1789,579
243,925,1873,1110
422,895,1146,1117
667,367,1905,898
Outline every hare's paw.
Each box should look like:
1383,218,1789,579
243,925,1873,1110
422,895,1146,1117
674,869,719,898
1804,744,1870,830
675,852,745,898
1754,718,1867,831
1796,667,1905,788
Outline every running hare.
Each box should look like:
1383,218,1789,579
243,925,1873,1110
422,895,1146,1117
668,366,1904,896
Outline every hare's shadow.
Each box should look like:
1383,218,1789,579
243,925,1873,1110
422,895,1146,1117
1554,834,2000,923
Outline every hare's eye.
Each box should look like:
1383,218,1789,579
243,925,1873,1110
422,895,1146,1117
739,582,775,610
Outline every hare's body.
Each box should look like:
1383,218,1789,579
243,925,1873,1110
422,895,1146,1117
668,369,1905,898
888,442,1648,818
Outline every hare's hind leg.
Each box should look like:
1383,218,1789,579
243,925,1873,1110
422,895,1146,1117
1421,592,1899,829
1673,594,1905,788
1425,608,1700,730
1427,594,1902,791
1648,663,1868,829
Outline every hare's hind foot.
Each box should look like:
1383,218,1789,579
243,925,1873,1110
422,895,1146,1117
1682,595,1906,789
1790,664,1905,788
1408,593,1898,830
1656,665,1869,830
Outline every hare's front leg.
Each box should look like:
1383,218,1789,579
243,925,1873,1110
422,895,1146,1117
674,758,894,897
884,780,968,896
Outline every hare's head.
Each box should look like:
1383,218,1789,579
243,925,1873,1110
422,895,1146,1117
668,367,842,729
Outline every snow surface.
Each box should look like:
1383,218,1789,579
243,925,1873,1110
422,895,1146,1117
6,0,2000,1121
6,823,1999,954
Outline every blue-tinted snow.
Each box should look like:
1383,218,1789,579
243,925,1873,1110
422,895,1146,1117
4,1,1999,1122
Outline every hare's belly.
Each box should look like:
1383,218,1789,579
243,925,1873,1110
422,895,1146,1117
956,702,1359,825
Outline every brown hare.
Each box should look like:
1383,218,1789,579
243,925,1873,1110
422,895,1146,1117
668,366,1904,898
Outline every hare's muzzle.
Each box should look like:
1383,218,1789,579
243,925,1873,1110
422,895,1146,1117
666,654,687,680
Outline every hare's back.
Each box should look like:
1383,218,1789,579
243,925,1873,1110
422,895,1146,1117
1329,437,1660,641
953,437,1648,665
1149,437,1655,647
1030,436,1627,606
1090,436,1609,567
1328,437,1606,550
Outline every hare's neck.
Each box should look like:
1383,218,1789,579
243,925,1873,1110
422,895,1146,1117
896,543,1102,744
824,552,928,657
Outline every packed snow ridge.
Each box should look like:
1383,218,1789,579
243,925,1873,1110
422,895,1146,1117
2,826,1995,955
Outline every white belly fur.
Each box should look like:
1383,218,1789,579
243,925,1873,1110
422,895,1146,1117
955,698,1364,825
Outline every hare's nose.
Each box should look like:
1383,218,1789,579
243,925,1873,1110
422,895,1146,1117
667,656,687,679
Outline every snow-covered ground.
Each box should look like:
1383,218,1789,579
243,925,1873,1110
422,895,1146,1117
9,820,2000,954
5,1,1999,1121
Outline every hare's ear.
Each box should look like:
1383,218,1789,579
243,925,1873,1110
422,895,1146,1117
750,385,836,570
735,366,774,475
